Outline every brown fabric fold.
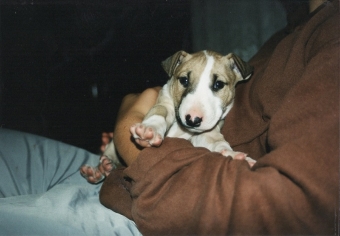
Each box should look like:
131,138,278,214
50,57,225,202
99,168,133,220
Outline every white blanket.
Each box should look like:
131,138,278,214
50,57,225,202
0,128,141,235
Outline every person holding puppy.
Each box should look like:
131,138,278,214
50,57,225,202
100,0,339,235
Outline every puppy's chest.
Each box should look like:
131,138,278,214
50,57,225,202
165,121,193,140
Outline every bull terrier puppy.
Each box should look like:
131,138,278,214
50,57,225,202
81,50,256,184
131,50,255,159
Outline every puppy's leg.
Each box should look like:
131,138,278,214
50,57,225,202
190,128,241,157
190,126,256,167
130,84,175,147
80,140,121,183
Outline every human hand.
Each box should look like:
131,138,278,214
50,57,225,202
100,132,114,153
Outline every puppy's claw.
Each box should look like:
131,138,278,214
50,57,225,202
245,156,257,167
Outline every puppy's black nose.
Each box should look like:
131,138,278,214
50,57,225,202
185,115,202,127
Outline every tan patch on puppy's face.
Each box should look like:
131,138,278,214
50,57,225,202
169,52,207,108
209,52,241,108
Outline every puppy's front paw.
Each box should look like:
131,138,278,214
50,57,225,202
130,123,163,147
80,155,115,184
221,149,246,159
80,165,105,184
220,149,256,167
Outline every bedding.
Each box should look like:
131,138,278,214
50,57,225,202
0,128,141,235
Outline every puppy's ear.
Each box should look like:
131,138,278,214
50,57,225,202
162,51,188,77
226,53,254,81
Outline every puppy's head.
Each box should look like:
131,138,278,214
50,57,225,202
162,50,253,133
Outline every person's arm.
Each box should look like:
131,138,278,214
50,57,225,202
113,87,161,166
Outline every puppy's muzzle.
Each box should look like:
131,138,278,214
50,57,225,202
185,114,202,127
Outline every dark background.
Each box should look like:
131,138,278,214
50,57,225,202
0,0,191,153
0,0,309,154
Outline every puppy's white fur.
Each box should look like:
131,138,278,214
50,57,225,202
130,50,255,160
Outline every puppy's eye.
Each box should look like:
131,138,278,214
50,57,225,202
213,80,226,91
179,77,189,88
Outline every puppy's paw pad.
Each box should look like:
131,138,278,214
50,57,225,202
99,155,115,175
149,133,162,146
80,165,105,184
130,123,163,147
130,123,154,139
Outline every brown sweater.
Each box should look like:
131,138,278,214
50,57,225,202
100,1,339,235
